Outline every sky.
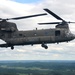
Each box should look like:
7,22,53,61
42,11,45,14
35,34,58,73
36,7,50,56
13,0,41,3
0,0,75,60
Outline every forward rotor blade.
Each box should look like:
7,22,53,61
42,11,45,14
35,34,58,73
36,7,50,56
68,22,75,23
38,22,60,25
44,9,64,21
38,21,75,25
0,18,2,20
6,13,47,20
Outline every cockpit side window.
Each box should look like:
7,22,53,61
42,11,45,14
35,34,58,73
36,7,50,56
55,30,60,36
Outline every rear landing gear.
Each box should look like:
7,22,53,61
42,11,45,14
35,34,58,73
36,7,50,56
11,46,14,50
41,43,48,49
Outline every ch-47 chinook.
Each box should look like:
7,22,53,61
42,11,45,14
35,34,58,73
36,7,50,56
0,9,75,50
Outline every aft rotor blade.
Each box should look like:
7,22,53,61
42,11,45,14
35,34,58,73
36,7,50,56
44,9,64,21
38,22,60,25
6,13,47,20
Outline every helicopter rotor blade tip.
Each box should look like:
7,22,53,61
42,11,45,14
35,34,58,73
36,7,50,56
43,8,64,21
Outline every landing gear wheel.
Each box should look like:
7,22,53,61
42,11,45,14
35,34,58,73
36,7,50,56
44,46,48,49
11,46,14,50
41,43,48,49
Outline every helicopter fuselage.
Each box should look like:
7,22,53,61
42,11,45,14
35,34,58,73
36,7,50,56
4,28,74,44
0,24,74,49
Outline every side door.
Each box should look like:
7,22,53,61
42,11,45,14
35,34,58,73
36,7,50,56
55,30,61,42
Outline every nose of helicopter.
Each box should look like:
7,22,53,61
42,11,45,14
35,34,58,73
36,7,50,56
70,33,75,40
73,34,75,39
66,32,75,41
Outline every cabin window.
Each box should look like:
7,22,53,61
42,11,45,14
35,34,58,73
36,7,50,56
19,34,22,36
55,30,60,36
19,34,26,37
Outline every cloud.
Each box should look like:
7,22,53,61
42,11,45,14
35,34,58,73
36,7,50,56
0,0,75,60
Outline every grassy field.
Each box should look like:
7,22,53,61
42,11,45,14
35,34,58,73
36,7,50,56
0,60,75,75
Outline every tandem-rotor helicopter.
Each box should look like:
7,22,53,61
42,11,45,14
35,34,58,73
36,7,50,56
0,9,75,50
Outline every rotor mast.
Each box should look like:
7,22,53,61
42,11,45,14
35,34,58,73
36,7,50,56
38,9,75,29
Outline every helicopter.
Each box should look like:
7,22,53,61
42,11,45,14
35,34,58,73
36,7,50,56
0,9,75,50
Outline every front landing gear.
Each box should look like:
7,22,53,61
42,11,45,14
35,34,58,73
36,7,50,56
41,43,48,49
